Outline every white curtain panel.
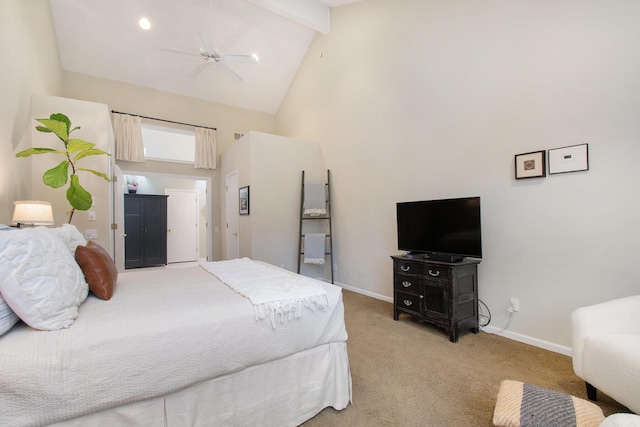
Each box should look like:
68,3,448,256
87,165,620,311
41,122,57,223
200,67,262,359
195,127,217,170
113,113,145,162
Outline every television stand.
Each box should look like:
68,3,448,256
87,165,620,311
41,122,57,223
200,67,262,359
391,254,480,342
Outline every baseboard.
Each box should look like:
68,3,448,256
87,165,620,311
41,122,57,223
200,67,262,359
481,326,572,356
335,281,393,304
335,281,572,357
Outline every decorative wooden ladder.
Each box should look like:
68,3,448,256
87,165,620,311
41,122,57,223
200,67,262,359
297,170,334,284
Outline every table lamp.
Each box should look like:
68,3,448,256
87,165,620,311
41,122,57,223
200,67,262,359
11,201,54,228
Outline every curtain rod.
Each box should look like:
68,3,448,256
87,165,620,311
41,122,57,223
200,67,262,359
111,110,217,131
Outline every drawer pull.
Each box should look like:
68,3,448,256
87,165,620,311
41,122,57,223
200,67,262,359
402,281,412,288
401,265,411,272
428,269,440,277
403,299,413,306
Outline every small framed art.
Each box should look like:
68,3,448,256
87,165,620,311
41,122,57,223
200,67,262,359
548,143,589,175
239,186,250,215
515,150,546,179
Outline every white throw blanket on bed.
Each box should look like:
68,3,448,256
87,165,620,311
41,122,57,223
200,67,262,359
202,258,328,327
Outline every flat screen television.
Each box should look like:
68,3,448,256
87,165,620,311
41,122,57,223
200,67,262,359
396,196,482,262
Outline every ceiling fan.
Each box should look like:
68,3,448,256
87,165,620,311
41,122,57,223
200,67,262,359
160,32,259,82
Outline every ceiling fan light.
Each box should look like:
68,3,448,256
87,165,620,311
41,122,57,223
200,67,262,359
139,17,151,30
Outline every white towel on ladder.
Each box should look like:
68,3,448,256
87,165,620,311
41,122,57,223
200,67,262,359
304,233,326,265
303,183,326,216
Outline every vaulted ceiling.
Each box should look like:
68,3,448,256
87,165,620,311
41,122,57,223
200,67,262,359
49,0,365,114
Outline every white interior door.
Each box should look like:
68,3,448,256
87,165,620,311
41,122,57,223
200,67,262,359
225,171,239,260
166,189,198,263
112,165,125,272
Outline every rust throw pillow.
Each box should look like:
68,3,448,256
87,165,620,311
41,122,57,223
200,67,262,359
75,241,118,300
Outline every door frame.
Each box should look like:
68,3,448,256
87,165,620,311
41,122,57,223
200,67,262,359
225,170,239,260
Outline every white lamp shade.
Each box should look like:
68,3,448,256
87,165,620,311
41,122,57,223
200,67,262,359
12,201,54,225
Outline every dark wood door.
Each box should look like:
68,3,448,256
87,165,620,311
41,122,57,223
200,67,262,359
142,196,167,266
124,194,167,268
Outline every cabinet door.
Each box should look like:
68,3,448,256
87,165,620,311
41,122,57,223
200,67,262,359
422,280,449,320
124,196,144,268
142,197,167,266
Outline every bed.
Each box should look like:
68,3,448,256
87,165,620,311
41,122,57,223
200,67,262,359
0,226,351,426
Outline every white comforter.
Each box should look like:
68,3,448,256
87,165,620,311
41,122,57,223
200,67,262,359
0,263,347,427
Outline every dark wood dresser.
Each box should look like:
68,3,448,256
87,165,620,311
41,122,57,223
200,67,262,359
391,254,480,342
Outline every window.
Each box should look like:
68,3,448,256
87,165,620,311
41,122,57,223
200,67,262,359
141,123,195,164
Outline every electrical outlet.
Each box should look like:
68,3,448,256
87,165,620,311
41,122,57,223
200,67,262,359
87,210,96,221
509,297,520,312
85,229,97,240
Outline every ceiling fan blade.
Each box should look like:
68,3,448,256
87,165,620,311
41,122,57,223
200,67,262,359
188,61,210,79
159,46,201,58
222,54,259,64
218,63,243,82
198,32,216,55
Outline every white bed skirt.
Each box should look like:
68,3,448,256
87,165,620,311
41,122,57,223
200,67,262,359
49,342,351,427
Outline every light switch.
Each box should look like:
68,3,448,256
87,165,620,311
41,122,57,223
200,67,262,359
88,211,96,221
85,229,97,239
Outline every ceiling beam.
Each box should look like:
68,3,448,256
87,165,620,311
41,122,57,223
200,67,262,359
246,0,330,34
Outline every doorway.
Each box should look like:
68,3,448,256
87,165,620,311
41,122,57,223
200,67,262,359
165,189,199,263
113,171,211,270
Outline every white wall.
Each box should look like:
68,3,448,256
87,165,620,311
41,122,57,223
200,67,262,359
28,95,114,251
0,0,63,223
276,0,640,351
62,72,277,262
220,131,327,272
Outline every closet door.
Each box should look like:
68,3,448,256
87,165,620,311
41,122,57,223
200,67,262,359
124,195,144,269
142,196,168,266
124,194,167,268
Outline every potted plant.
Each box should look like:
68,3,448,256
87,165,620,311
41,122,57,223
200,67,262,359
16,113,111,223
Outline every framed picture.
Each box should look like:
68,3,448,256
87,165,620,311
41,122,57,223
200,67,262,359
239,186,250,215
548,143,589,175
515,150,546,179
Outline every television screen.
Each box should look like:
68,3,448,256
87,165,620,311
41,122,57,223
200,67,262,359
396,197,482,260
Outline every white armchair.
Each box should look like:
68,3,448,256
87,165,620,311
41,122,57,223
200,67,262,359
571,295,640,414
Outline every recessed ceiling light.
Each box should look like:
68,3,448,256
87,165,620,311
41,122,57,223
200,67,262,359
252,54,259,62
139,17,151,30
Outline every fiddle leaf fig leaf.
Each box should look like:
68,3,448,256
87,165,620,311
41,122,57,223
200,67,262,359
35,118,69,142
67,175,92,211
49,113,71,129
77,167,110,182
43,161,69,188
67,139,95,153
73,148,110,162
15,147,64,157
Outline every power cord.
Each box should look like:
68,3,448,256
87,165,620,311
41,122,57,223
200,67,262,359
478,299,515,334
493,310,515,335
478,299,491,327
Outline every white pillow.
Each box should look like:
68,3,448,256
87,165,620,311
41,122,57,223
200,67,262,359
0,227,88,330
50,224,87,254
0,292,19,336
